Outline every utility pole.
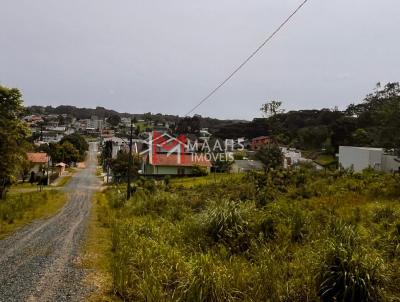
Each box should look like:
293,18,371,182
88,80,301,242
127,119,133,200
47,155,51,185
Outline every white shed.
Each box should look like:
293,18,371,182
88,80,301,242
338,146,384,172
382,155,400,173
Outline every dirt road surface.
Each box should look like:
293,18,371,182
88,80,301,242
0,142,100,302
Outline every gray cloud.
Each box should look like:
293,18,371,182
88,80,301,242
1,0,399,119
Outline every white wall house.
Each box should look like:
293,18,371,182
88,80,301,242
280,147,302,168
339,146,400,173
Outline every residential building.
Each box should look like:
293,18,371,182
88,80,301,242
280,147,302,168
27,152,50,177
338,146,400,173
142,153,212,176
251,136,274,151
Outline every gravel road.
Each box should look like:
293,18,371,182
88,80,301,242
0,142,101,302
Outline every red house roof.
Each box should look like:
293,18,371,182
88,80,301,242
146,153,212,167
252,136,271,142
27,152,49,164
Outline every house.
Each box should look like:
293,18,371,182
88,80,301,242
27,152,50,177
55,162,67,175
142,153,212,176
102,137,128,159
280,147,302,168
231,160,264,173
338,146,400,173
251,136,274,151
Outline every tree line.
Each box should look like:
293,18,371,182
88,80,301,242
214,83,400,155
0,86,89,199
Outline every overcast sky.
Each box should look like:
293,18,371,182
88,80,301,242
1,0,400,119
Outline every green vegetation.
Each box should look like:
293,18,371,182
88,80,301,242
255,144,284,172
81,192,116,302
0,85,30,199
92,168,400,301
0,190,67,238
55,175,73,187
169,173,236,188
38,133,89,165
217,83,400,157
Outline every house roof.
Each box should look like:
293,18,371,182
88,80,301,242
27,152,49,164
146,153,212,167
252,136,271,141
55,162,67,167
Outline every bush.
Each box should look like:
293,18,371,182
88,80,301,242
182,254,240,302
317,242,386,302
260,217,276,241
202,200,251,253
192,165,208,177
290,209,308,243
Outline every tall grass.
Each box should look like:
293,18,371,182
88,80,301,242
96,169,400,301
0,190,66,237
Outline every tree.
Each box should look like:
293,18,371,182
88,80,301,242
255,144,283,173
351,128,372,146
349,82,400,150
0,85,30,198
20,159,33,183
101,141,113,166
60,133,88,161
110,152,141,182
60,141,80,164
107,114,121,127
260,101,285,117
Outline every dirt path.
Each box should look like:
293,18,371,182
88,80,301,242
0,142,101,302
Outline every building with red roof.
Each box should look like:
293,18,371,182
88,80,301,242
251,136,275,151
142,153,211,176
26,152,50,179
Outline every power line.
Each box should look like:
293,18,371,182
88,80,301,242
184,0,310,116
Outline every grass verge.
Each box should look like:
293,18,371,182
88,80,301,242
80,192,117,302
0,190,67,239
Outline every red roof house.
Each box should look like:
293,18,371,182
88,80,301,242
251,136,274,151
27,152,49,164
143,153,211,176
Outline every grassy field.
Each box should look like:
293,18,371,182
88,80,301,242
169,173,238,188
314,154,337,166
92,168,400,301
80,192,116,302
0,190,67,238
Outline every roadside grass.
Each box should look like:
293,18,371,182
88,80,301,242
0,190,67,239
81,192,118,302
170,173,239,188
96,167,103,177
315,154,337,166
94,169,400,301
55,175,73,187
10,182,35,189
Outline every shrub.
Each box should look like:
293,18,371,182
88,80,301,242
290,209,308,243
192,165,208,177
202,200,251,253
260,217,276,241
256,188,275,207
182,254,240,302
372,206,398,224
317,242,386,302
